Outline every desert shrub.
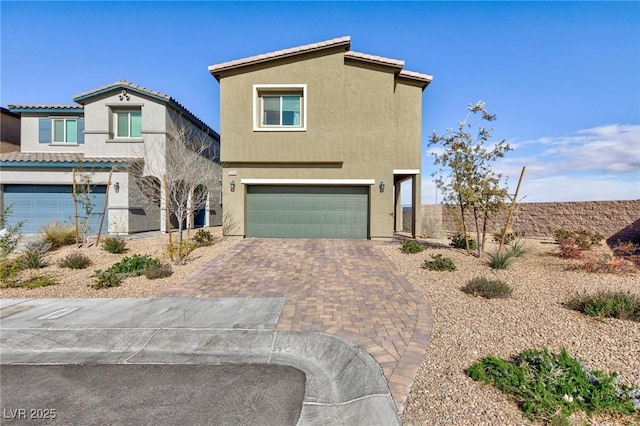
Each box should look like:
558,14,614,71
505,239,526,258
611,241,640,256
487,250,516,270
0,257,25,284
21,240,52,269
558,237,586,259
107,254,161,277
493,229,520,244
424,254,456,271
192,229,214,247
0,205,25,259
580,254,638,275
462,277,512,299
421,216,444,238
102,235,127,254
553,229,604,251
400,240,424,254
566,291,640,322
165,240,197,264
91,270,123,289
58,252,92,269
144,263,173,279
466,348,640,423
4,275,58,289
41,221,76,249
450,233,477,250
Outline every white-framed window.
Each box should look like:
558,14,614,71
253,84,307,131
115,110,142,138
52,118,78,143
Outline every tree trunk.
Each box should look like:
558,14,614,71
459,202,470,256
473,208,482,258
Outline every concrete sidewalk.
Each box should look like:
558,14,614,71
0,298,400,426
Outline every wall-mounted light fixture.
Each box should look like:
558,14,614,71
379,181,385,193
114,182,120,193
230,180,236,192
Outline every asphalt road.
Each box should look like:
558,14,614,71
1,364,306,426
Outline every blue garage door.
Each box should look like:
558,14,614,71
3,185,107,234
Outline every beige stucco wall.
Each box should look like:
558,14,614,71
218,48,423,239
1,109,21,153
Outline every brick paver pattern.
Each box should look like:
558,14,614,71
163,238,432,411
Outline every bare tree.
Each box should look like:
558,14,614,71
129,118,221,246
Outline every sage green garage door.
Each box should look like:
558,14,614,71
246,186,369,238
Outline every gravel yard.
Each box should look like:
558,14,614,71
2,230,638,424
379,238,639,426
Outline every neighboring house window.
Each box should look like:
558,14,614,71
116,110,142,138
38,117,84,144
253,84,306,131
53,118,77,143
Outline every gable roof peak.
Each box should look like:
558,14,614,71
209,36,351,78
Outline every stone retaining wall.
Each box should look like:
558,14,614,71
420,200,640,243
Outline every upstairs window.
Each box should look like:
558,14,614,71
116,110,142,138
38,117,84,144
53,118,78,143
254,84,306,131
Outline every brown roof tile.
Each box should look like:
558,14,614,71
344,51,405,69
209,36,351,77
0,152,134,163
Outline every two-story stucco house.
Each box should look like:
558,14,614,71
0,80,221,234
209,36,431,239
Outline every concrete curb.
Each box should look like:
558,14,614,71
1,298,400,425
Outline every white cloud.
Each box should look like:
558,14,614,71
421,124,640,203
505,124,640,176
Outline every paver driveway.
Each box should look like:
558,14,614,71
163,238,432,411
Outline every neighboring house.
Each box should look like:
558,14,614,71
209,36,432,239
1,107,21,154
0,80,221,234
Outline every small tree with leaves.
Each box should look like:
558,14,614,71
0,205,25,259
430,101,512,257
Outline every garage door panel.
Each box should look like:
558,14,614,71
3,185,107,234
246,185,368,239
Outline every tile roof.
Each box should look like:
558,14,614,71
8,105,83,110
209,36,352,77
398,70,433,85
344,51,404,69
0,152,135,164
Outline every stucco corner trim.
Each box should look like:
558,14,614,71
240,179,375,185
393,169,420,175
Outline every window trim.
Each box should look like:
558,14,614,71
51,117,78,144
253,84,307,132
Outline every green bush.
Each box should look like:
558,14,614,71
450,233,477,250
462,277,512,299
423,254,456,271
91,270,123,289
4,275,58,289
192,229,214,247
506,239,526,258
41,221,76,249
58,252,92,269
400,240,424,254
102,236,127,254
21,240,52,269
553,229,604,251
91,254,162,289
144,263,173,279
466,348,640,423
487,250,516,270
0,205,25,259
0,257,25,284
107,254,161,277
566,291,640,322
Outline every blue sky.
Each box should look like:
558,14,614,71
1,1,639,203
